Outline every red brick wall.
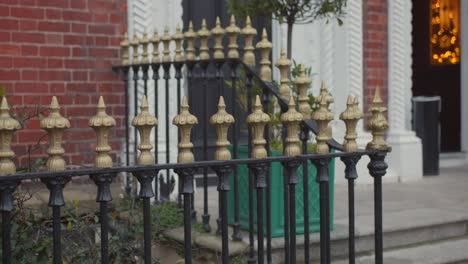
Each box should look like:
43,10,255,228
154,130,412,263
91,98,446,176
0,0,127,169
363,0,388,115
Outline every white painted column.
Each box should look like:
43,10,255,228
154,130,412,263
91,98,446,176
461,0,468,155
387,0,423,181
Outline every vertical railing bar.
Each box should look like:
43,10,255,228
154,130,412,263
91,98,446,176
374,175,383,263
91,172,115,264
186,61,197,220
143,197,152,263
213,165,233,264
133,65,140,166
367,152,387,264
313,158,331,264
1,182,17,264
300,125,311,264
123,67,130,168
341,155,360,264
2,211,11,264
230,60,242,241
143,64,149,96
246,72,255,264
200,61,211,232
163,63,171,200
282,136,290,264
152,63,160,205
261,89,272,263
52,206,62,264
175,62,183,209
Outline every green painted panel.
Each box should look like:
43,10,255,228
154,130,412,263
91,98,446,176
227,145,335,237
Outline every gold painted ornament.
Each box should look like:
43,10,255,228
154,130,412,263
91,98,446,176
40,96,71,171
0,97,21,175
89,96,116,168
210,97,235,161
173,96,198,163
132,96,158,165
247,95,270,159
280,97,303,157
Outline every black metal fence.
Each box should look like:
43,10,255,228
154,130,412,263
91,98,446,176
0,20,390,264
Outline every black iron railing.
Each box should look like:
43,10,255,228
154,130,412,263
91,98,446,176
109,56,389,264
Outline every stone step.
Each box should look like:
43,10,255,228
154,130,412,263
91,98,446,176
334,236,468,264
269,208,468,263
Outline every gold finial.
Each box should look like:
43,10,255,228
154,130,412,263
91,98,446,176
247,95,270,159
89,96,116,168
295,64,312,119
256,28,272,81
132,96,158,165
212,17,225,59
210,97,235,160
151,30,160,63
280,97,303,157
241,16,257,66
173,96,198,163
366,87,391,152
320,81,334,107
131,33,140,64
226,15,240,59
198,19,211,60
173,24,184,62
275,48,292,101
340,95,364,152
40,96,71,171
184,21,197,61
161,26,172,63
120,32,130,65
141,32,150,64
0,97,21,175
311,93,334,154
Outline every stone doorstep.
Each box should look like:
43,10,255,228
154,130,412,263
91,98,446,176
333,236,468,264
163,226,249,257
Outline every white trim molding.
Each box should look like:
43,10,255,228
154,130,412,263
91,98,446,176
387,0,423,181
461,0,468,156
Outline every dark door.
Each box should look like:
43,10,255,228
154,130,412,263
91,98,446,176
182,0,269,159
412,0,461,152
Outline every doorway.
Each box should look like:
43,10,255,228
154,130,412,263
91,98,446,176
412,0,461,152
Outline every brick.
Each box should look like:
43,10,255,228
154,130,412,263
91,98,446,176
21,45,38,56
19,0,36,5
46,8,62,20
39,70,71,81
110,14,122,24
49,83,65,93
63,35,85,45
72,47,86,57
88,1,116,11
11,7,44,19
12,32,45,43
70,0,86,9
46,34,63,44
71,23,86,33
64,59,91,69
88,24,115,35
89,47,117,58
47,58,63,68
19,20,38,31
0,6,9,16
95,36,109,46
0,31,10,42
62,10,92,22
0,44,20,55
0,57,12,67
39,46,69,57
0,19,19,30
13,57,47,68
21,70,38,80
14,83,47,93
38,21,70,32
72,71,88,81
93,13,108,23
37,0,69,8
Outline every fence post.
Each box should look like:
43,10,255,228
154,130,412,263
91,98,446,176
0,97,20,264
173,96,198,264
366,87,391,264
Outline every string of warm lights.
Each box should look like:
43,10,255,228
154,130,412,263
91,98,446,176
430,0,460,65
